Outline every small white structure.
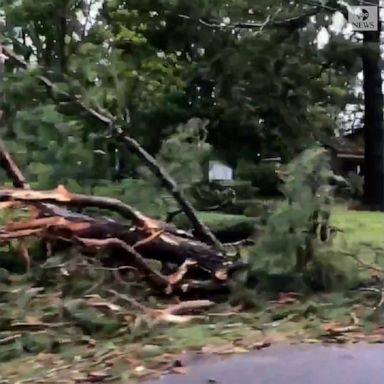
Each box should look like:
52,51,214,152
208,160,233,181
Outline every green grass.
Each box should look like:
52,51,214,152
317,205,384,286
330,205,384,264
331,205,384,250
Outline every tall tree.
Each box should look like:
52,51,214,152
306,0,384,209
362,0,384,209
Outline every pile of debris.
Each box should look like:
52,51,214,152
0,139,247,299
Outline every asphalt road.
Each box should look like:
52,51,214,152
146,344,384,384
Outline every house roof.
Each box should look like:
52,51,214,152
344,127,363,140
319,134,364,157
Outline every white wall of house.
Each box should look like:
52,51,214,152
208,160,233,181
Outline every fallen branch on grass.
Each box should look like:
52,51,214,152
0,193,231,278
75,237,171,292
360,287,384,311
341,250,383,274
108,289,214,323
0,141,245,296
0,202,231,293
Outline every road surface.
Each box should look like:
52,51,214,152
146,344,384,384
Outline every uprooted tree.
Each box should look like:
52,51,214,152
0,138,244,296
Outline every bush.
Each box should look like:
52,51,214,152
174,212,258,242
189,180,258,212
236,161,281,196
215,180,258,199
245,147,345,291
345,171,363,198
243,200,269,218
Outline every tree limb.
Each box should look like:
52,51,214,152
0,139,30,189
75,237,171,292
0,185,146,223
178,9,319,30
163,299,214,315
115,132,223,250
0,184,228,276
0,142,232,294
0,185,195,241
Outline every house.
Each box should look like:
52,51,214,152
320,128,364,176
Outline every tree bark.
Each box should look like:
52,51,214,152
0,140,238,295
362,0,384,209
0,187,233,290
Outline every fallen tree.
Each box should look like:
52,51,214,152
0,139,245,296
0,45,251,297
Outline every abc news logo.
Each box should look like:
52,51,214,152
348,6,378,31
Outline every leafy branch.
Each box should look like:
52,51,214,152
177,8,320,30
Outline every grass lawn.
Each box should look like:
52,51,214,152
331,205,384,250
327,206,384,281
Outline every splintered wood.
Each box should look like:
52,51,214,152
0,140,243,296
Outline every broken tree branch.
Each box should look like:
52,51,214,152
164,299,214,315
178,5,320,31
0,180,230,284
107,289,150,313
115,132,223,250
0,185,198,242
75,237,171,292
167,259,197,285
0,185,149,225
177,8,319,30
0,139,236,296
0,202,227,278
108,288,214,323
0,139,30,189
1,45,223,251
154,299,214,323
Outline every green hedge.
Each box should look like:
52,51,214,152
236,161,281,196
214,180,258,199
174,212,258,242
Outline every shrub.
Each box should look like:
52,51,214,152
174,212,257,242
242,200,269,217
189,180,259,213
215,180,258,199
236,161,281,196
244,146,349,291
345,171,363,198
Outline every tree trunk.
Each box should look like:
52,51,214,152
362,0,384,209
